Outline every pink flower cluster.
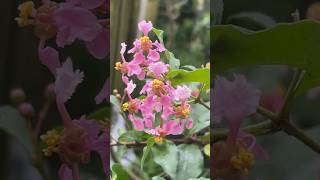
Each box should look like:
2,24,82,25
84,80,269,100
115,21,194,140
17,0,109,59
16,0,109,179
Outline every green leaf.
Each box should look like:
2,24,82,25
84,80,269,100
152,176,166,180
153,28,164,44
110,95,121,112
111,164,129,180
0,106,33,155
118,130,150,143
152,27,180,69
165,50,180,70
167,68,210,89
204,144,210,157
226,12,276,30
152,141,178,179
176,144,204,180
187,178,210,180
187,104,210,135
87,106,109,120
212,20,320,95
141,137,155,170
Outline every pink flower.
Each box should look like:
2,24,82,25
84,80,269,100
147,49,160,62
213,74,261,122
213,74,261,146
173,85,192,101
58,118,108,178
55,58,84,103
128,39,141,54
85,28,109,59
148,62,168,78
129,114,144,131
38,42,61,75
126,80,136,95
153,40,165,52
53,3,102,47
95,78,109,104
138,20,153,35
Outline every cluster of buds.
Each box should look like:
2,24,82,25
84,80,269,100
115,21,196,142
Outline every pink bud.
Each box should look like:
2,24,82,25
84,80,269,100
45,83,56,101
18,103,35,118
9,88,25,105
191,89,200,98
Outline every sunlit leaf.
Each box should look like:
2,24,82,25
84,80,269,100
167,68,210,89
204,144,210,157
141,137,155,170
111,164,129,180
118,130,150,143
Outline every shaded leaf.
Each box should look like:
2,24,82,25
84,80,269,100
87,106,109,120
0,106,33,155
165,50,180,70
212,20,320,95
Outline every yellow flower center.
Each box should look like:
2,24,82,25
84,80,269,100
16,1,35,27
154,136,164,143
176,105,190,118
140,36,152,51
40,130,60,157
230,146,255,176
122,102,129,111
152,79,164,92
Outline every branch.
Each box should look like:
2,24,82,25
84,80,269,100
111,137,209,147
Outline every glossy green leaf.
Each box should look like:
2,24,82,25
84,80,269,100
212,20,320,95
141,137,155,170
0,106,33,155
165,50,180,70
153,28,164,44
176,144,204,180
167,68,210,89
152,141,178,179
118,130,150,143
111,164,129,180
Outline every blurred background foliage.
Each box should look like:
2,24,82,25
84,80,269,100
214,0,320,179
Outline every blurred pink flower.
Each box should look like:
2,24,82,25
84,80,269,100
95,78,109,104
213,74,261,146
55,58,84,103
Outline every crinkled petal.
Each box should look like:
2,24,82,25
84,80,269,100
58,164,73,180
86,29,109,59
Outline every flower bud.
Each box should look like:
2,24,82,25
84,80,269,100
191,89,200,98
112,89,118,94
18,102,35,119
45,83,56,101
9,88,26,105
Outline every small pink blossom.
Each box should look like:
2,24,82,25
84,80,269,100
138,20,153,35
148,62,168,78
173,85,192,101
55,58,84,103
126,80,136,95
153,40,165,52
147,49,160,62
